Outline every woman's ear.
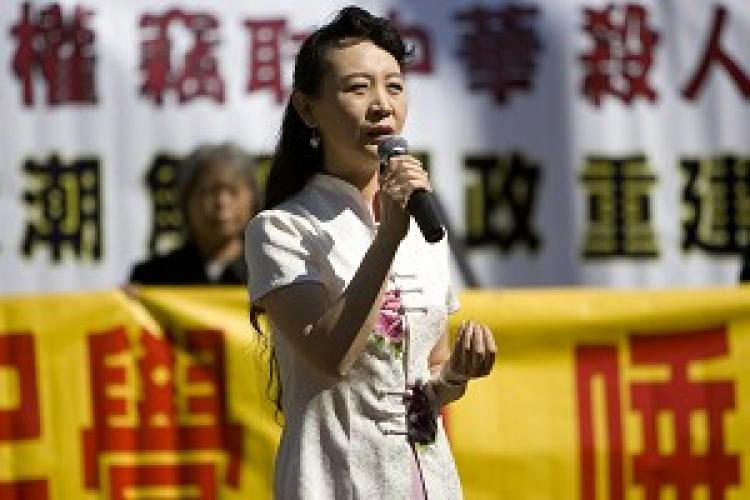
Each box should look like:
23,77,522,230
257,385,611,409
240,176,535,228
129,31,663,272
292,91,317,128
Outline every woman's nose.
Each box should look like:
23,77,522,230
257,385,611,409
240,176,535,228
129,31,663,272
369,88,393,117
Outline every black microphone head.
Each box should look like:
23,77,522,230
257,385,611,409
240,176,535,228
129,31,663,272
377,136,408,162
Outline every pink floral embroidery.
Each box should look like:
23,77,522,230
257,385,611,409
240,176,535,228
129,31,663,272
371,288,405,355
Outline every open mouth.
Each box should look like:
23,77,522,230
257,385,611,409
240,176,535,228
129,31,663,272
365,125,395,142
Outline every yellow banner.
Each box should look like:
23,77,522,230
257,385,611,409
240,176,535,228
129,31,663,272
450,288,750,500
0,289,279,500
2,287,750,499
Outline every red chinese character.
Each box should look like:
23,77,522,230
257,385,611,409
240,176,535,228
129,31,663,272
108,463,217,500
575,327,740,500
10,2,97,106
455,5,542,105
0,333,41,441
388,10,433,74
0,480,49,499
575,345,625,500
580,4,659,106
243,18,308,104
0,334,47,498
139,9,224,105
630,328,739,499
683,6,750,100
82,327,243,491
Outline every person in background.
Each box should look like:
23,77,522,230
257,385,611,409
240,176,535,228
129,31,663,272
244,7,495,499
740,251,750,282
129,142,259,285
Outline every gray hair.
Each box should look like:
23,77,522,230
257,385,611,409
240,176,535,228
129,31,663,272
177,142,261,222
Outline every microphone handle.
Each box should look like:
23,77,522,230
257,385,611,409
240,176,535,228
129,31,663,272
407,188,445,243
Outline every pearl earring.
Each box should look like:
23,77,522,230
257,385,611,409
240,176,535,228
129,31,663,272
309,129,320,148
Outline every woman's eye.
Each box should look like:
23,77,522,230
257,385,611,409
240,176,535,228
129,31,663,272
347,83,368,93
387,81,404,94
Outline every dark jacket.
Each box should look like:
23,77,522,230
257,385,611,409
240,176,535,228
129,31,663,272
129,241,247,285
741,251,750,282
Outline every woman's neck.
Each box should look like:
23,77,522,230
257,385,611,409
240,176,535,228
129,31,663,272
359,172,379,206
322,161,380,211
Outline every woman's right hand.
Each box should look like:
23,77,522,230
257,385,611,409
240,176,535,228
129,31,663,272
378,154,431,243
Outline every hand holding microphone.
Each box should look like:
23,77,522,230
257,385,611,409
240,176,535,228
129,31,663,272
377,137,445,244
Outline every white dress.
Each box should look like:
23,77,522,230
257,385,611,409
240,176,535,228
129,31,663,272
245,173,462,500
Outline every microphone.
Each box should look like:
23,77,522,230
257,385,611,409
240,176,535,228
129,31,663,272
377,136,445,243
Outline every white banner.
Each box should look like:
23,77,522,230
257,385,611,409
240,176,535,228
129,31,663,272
1,0,749,294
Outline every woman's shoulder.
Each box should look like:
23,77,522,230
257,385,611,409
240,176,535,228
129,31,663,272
245,197,322,246
248,180,331,231
247,203,309,231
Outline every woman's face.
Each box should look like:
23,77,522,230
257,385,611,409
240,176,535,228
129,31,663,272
186,163,255,248
301,40,407,185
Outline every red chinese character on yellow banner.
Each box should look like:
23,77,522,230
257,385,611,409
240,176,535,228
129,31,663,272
139,9,225,105
82,327,244,494
683,6,750,100
10,2,97,106
0,333,41,441
630,330,739,498
579,4,659,106
0,480,48,499
575,345,624,499
108,463,218,500
0,333,48,499
576,327,740,499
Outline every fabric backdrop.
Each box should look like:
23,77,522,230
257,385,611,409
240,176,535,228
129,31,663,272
1,0,749,294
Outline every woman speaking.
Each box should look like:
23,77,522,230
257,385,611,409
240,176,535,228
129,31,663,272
245,7,496,499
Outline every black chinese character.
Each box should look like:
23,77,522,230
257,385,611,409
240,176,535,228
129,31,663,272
22,154,101,261
682,154,750,254
464,152,541,252
145,153,186,255
580,155,658,258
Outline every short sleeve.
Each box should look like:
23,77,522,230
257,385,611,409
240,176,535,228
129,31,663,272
244,210,323,301
440,237,460,314
446,285,460,315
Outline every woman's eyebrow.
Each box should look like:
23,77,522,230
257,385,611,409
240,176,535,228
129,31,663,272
340,72,374,81
340,71,404,81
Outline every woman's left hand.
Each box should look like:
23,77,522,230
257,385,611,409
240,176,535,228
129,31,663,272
444,320,496,382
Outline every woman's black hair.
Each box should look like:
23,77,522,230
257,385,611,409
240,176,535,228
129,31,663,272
263,5,409,209
252,6,409,415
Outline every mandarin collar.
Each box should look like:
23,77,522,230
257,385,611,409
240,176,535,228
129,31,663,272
311,173,376,228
